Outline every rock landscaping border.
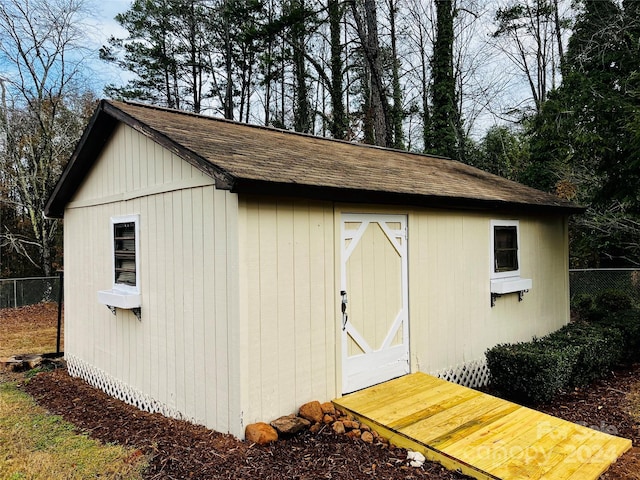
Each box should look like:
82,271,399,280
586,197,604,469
246,399,390,448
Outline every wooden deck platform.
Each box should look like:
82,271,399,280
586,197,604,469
333,373,632,480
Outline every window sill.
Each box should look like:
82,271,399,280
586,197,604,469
97,289,141,309
490,277,532,295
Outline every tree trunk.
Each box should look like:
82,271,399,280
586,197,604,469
292,0,312,133
430,0,458,158
553,0,565,74
388,0,404,150
351,0,393,147
263,0,275,126
421,34,431,153
41,228,53,277
328,0,347,139
224,0,234,120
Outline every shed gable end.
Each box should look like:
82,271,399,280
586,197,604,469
68,123,214,209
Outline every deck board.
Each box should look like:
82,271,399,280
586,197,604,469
333,372,631,480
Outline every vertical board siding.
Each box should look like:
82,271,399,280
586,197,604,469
238,197,336,425
218,190,239,436
257,201,279,414
146,195,159,399
407,210,570,376
239,198,261,423
163,192,177,409
292,204,313,403
191,188,206,423
330,205,568,391
64,124,243,437
276,203,296,412
202,186,216,427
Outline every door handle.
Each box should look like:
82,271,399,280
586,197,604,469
340,290,348,330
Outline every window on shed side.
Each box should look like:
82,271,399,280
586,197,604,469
490,220,521,279
113,219,138,288
490,219,532,298
494,225,518,273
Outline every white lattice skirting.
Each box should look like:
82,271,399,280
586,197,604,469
432,359,491,388
66,354,186,421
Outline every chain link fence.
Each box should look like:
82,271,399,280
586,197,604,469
2,270,637,310
569,269,640,305
0,276,62,309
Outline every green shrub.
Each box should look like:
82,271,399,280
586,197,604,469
486,293,639,405
546,322,624,387
590,290,635,320
571,293,595,320
486,320,626,404
594,309,640,362
486,340,578,404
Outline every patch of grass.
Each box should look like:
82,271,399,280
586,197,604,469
0,381,145,480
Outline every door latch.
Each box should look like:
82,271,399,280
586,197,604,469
340,290,348,331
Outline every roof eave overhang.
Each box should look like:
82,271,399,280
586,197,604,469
231,179,586,215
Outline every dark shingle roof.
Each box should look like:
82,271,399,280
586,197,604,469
45,100,583,217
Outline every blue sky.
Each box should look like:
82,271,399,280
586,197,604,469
84,0,131,95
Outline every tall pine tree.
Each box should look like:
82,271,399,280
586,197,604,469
101,0,183,109
527,0,640,266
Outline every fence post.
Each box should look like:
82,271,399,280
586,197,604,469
13,279,16,308
56,270,64,355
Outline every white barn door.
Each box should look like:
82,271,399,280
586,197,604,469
340,213,410,394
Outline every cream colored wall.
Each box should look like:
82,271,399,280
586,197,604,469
408,210,569,375
332,205,568,390
237,196,336,426
237,200,569,422
64,124,243,437
64,123,570,435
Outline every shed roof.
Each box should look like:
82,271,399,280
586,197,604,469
45,100,583,218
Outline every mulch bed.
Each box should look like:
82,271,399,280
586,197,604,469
22,368,470,480
15,362,640,479
6,303,640,478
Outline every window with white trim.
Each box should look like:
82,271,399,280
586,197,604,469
490,219,532,303
491,220,520,278
98,214,141,313
112,215,140,292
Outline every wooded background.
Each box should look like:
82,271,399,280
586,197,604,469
1,0,639,277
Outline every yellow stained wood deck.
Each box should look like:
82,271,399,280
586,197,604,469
333,373,631,480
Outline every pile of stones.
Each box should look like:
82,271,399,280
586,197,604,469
245,400,391,447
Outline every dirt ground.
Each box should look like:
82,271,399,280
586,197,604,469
3,303,640,479
0,303,63,356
